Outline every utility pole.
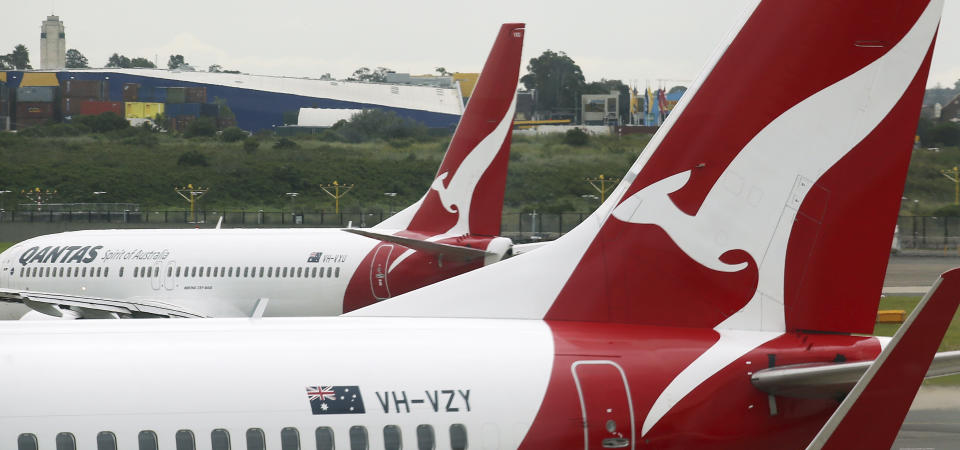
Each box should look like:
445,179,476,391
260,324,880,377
22,187,57,211
585,174,620,203
320,181,354,214
175,184,209,223
942,166,960,206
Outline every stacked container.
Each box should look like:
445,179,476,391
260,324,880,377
61,80,112,117
165,87,186,104
122,83,139,102
124,102,164,119
16,86,58,128
138,87,168,103
0,83,9,131
185,87,206,103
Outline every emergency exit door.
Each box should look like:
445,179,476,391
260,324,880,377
370,244,394,300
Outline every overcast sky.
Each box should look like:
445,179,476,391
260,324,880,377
4,1,960,89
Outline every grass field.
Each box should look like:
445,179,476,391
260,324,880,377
876,295,960,386
0,242,12,253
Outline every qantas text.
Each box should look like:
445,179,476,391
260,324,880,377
19,245,103,266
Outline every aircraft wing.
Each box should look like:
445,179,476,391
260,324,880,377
512,241,551,255
0,288,207,319
751,350,960,399
342,228,496,262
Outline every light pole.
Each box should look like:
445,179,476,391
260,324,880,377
285,192,299,211
384,192,397,215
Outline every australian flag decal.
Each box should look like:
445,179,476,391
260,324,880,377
307,252,322,263
307,385,365,414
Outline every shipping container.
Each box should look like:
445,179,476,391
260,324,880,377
80,101,124,116
165,87,186,104
16,102,55,118
125,102,164,119
16,86,57,103
138,87,168,103
0,99,9,117
62,80,108,99
165,102,201,117
200,103,219,117
20,73,59,87
0,83,8,102
122,83,139,102
63,97,89,116
185,87,206,103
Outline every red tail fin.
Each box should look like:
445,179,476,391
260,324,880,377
374,23,523,237
353,1,943,330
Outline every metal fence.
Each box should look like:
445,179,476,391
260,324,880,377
3,210,954,248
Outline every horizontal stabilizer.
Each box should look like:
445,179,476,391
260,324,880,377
0,289,206,318
806,266,960,449
342,229,495,262
752,350,960,399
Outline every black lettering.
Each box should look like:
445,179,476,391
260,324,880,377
443,389,458,412
392,391,409,413
19,246,38,266
58,246,80,263
82,245,103,263
459,389,471,412
425,390,439,412
44,246,65,263
30,246,51,264
376,392,390,413
67,246,90,263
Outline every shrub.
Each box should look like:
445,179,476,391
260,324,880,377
243,138,260,153
563,127,589,146
184,117,217,138
177,150,209,166
273,137,299,149
221,126,247,142
334,109,428,143
74,112,129,133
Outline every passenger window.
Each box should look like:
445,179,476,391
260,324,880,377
297,267,303,277
211,429,231,450
97,267,102,277
97,431,118,450
268,267,273,277
312,267,318,277
17,433,38,450
154,267,159,277
18,267,23,277
105,267,110,277
59,267,64,277
319,267,325,278
281,427,300,450
449,424,467,450
229,267,234,277
235,266,241,276
244,267,249,277
246,428,266,450
283,267,288,278
326,267,332,278
349,426,368,450
191,267,197,277
259,267,264,277
56,432,76,450
165,267,170,277
383,425,402,450
138,430,159,450
314,427,335,450
134,267,139,278
416,425,435,450
82,267,87,277
335,267,340,278
176,267,182,277
175,429,196,450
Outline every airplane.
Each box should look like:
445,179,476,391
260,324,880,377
2,1,959,449
0,23,526,319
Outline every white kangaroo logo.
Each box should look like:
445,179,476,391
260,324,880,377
428,99,517,232
612,170,748,273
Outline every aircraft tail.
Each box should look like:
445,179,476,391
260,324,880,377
351,1,943,334
373,23,523,237
806,268,960,450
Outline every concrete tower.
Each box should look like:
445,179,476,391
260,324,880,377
40,15,66,69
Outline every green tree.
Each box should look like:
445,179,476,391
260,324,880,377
167,54,187,70
65,49,88,68
347,66,391,82
130,57,156,68
520,50,585,117
6,44,32,69
184,117,217,138
208,64,222,73
106,53,132,68
435,67,452,76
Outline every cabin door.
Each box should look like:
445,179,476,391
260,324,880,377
572,360,634,450
369,244,394,300
0,258,11,288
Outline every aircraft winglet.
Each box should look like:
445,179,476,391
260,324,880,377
806,267,960,449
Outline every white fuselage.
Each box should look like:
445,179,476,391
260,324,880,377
0,317,554,450
0,228,383,317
